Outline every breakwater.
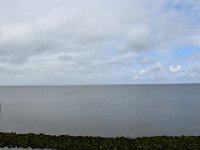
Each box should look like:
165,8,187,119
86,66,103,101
0,132,200,150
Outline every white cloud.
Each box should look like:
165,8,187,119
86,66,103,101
169,65,182,73
134,62,165,79
134,63,188,81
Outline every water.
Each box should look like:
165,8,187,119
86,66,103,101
0,84,199,138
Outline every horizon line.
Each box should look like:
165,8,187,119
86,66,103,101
0,82,199,86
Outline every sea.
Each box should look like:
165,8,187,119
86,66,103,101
0,84,199,138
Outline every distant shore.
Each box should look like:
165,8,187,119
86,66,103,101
0,132,200,150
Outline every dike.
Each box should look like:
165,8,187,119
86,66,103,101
0,132,200,150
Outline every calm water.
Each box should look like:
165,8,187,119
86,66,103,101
0,84,199,138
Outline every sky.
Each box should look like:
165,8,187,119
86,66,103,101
0,0,200,85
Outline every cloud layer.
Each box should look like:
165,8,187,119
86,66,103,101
0,0,200,84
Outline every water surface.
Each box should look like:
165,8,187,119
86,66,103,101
0,84,199,137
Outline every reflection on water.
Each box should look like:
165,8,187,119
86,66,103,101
0,84,199,137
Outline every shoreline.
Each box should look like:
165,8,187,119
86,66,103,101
0,132,200,150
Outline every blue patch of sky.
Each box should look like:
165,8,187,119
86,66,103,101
134,47,198,59
166,1,191,12
105,47,117,56
140,50,158,58
173,3,192,11
136,47,199,69
167,46,199,67
130,51,158,71
171,46,199,57
165,1,200,23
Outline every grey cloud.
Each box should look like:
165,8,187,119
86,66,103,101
119,26,154,52
0,0,199,84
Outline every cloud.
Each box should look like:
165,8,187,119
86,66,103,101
134,63,189,81
134,62,165,79
169,65,182,73
0,0,199,84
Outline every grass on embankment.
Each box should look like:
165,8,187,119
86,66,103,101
0,132,200,150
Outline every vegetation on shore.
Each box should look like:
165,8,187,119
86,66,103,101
0,132,200,150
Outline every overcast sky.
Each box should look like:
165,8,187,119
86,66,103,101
0,0,200,85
